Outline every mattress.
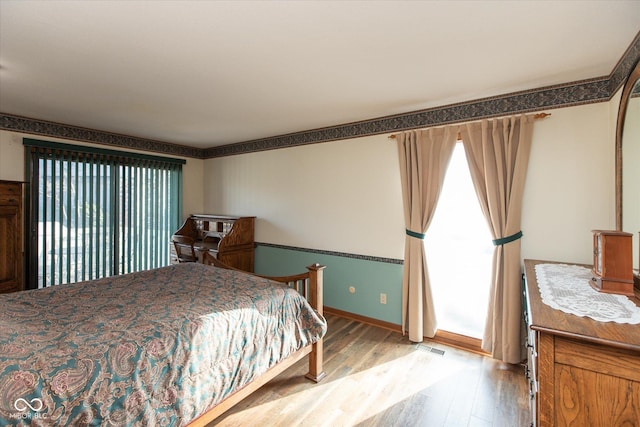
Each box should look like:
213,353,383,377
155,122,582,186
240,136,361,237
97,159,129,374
0,263,327,425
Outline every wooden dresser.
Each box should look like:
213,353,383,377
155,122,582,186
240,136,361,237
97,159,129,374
0,180,23,294
172,215,255,272
523,259,640,427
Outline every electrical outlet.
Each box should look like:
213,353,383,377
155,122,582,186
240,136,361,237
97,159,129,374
380,293,387,304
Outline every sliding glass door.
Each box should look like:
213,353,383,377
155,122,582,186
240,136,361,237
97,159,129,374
25,139,184,289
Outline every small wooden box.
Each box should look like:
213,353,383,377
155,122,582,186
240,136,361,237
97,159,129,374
591,230,634,296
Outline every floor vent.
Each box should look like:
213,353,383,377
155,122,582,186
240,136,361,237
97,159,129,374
416,344,446,356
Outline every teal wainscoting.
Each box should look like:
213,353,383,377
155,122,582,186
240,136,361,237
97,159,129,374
255,244,403,325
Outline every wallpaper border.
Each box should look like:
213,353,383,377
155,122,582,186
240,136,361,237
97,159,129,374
0,114,203,159
1,32,638,159
256,242,404,265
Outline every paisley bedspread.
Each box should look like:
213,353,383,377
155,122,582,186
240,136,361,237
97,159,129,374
0,263,327,426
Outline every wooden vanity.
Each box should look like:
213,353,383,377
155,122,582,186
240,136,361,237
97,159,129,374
523,259,640,427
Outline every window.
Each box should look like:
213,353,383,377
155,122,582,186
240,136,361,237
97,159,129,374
24,139,184,288
425,143,493,339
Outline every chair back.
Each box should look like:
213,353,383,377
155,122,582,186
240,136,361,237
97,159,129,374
172,235,197,262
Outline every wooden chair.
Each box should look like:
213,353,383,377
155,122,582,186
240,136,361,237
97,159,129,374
172,235,197,263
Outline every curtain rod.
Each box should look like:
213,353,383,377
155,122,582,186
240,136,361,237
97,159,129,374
387,112,551,140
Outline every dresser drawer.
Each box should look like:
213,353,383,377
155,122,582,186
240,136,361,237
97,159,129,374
0,183,21,205
555,336,640,382
527,329,538,381
526,328,538,427
0,282,21,294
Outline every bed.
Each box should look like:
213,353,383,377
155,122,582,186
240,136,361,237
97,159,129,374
0,257,327,426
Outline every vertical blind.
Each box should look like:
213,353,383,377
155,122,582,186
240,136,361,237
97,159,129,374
24,139,184,289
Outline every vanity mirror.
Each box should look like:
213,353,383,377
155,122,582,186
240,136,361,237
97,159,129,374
616,59,640,274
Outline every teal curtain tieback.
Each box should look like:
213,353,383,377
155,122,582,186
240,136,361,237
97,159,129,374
493,231,523,246
406,229,426,240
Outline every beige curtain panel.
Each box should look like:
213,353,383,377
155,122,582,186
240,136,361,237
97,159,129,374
396,127,457,342
460,114,535,363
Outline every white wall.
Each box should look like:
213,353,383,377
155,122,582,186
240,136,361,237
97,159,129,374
0,130,204,219
521,102,616,265
0,130,24,181
181,156,204,221
203,136,405,259
204,101,618,265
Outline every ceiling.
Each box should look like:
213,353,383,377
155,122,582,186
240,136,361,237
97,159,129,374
1,1,639,149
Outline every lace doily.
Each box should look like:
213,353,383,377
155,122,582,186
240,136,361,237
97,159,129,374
534,263,640,324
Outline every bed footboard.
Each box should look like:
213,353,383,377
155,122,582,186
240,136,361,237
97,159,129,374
303,263,326,382
202,253,326,382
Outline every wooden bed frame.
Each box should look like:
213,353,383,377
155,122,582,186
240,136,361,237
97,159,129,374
187,253,326,426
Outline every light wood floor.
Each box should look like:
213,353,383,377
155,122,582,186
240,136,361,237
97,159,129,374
210,315,531,427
